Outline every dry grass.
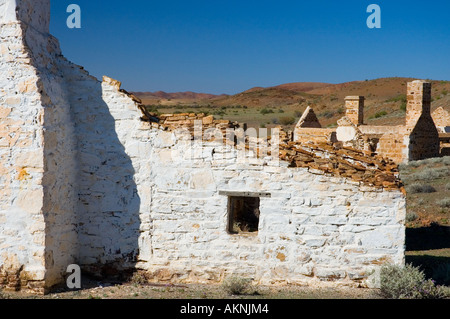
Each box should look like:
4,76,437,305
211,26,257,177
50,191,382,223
400,157,450,227
401,157,450,288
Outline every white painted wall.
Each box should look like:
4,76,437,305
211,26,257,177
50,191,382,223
0,0,407,291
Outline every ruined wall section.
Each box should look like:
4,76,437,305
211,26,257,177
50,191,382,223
56,66,148,276
294,128,337,145
432,107,450,133
23,24,79,290
136,128,406,287
0,0,78,293
0,17,47,294
405,81,440,161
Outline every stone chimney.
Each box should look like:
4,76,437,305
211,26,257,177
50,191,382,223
406,80,432,128
345,96,365,126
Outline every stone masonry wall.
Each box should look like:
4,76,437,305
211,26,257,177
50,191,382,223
404,81,440,161
1,0,407,292
0,17,48,294
133,127,406,287
294,128,337,145
0,0,79,293
432,107,450,133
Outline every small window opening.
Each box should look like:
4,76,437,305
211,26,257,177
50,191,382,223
227,196,260,234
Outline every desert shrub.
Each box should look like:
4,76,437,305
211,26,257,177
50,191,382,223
130,271,147,285
437,198,450,208
320,111,334,119
379,264,448,299
443,156,450,166
400,101,407,112
445,183,450,191
406,160,422,168
409,167,450,181
144,104,159,113
422,157,442,165
222,276,253,295
406,212,419,223
279,116,296,125
260,108,274,115
406,184,436,194
374,111,388,119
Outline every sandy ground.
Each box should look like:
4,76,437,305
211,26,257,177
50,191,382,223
1,277,380,300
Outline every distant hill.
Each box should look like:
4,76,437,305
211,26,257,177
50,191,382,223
131,91,227,103
133,77,450,129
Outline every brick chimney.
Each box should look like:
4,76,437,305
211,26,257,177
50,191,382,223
345,96,365,126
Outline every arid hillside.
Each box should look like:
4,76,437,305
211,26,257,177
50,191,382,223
133,77,450,129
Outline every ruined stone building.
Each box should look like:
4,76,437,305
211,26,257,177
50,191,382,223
1,0,406,294
294,82,448,163
432,107,450,156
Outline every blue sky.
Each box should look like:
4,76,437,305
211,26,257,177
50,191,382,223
50,1,450,94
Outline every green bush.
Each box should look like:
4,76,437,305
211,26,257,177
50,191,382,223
374,111,388,118
279,116,296,125
379,264,449,299
400,101,407,112
260,108,274,115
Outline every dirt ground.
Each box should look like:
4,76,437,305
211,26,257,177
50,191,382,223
1,277,380,300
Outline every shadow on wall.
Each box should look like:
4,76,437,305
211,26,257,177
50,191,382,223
408,114,440,161
62,61,141,281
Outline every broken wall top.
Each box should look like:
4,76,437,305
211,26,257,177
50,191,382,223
136,105,402,190
0,0,50,33
295,106,322,128
432,106,450,128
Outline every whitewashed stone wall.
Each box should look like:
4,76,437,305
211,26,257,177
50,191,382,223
128,129,406,287
0,0,407,292
0,0,78,292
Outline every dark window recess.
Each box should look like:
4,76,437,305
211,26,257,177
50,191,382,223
228,196,260,234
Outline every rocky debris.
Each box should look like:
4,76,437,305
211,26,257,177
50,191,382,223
278,141,402,190
137,111,403,190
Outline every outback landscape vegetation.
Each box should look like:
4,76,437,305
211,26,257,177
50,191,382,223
134,77,450,130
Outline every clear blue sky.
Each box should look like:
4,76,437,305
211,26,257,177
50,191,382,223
50,1,450,94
